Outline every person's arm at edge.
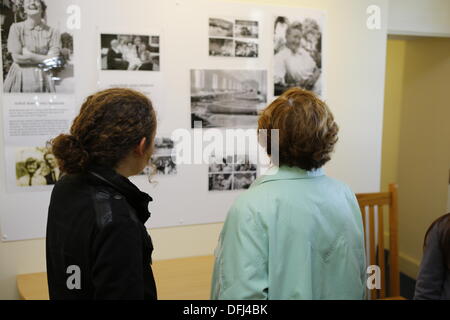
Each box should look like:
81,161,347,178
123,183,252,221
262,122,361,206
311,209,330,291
414,222,445,300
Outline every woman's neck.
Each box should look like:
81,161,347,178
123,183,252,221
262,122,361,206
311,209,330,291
26,14,42,27
115,158,138,178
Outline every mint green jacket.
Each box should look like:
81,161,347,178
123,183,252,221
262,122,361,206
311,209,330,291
211,166,367,300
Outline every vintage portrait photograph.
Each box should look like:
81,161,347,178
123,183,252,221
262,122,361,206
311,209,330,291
208,153,257,191
234,20,258,39
209,173,233,191
139,137,176,176
208,17,259,58
235,40,258,58
191,69,267,128
1,0,75,93
209,38,234,57
234,154,257,172
273,15,324,97
15,146,60,187
209,17,234,37
208,154,234,174
100,33,160,71
233,172,256,190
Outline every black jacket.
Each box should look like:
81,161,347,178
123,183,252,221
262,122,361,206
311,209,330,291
46,165,157,300
414,215,450,300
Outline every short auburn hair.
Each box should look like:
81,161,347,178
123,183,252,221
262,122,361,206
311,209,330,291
258,88,338,171
51,88,156,174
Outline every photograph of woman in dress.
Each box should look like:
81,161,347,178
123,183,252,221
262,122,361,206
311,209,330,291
2,0,74,93
3,0,58,92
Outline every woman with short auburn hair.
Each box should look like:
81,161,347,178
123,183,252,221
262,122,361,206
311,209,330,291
46,88,158,300
258,87,338,170
211,87,367,300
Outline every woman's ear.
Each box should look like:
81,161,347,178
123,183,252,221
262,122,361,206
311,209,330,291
135,137,147,156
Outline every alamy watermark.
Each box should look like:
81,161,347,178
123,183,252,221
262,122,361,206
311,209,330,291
366,265,381,290
366,5,381,30
66,265,81,290
66,5,81,30
169,122,280,174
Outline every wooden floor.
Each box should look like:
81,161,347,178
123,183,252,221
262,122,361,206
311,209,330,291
16,255,215,300
153,255,214,300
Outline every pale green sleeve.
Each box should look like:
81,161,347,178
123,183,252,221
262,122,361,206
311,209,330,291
211,201,268,300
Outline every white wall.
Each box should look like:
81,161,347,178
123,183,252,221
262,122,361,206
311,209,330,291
388,0,450,37
0,0,389,299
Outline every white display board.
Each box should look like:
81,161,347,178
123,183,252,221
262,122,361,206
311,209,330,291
0,0,388,241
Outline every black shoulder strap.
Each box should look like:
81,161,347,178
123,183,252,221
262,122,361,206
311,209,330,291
90,186,113,228
89,171,140,225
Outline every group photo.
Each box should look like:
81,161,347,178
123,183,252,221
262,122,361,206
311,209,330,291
100,33,160,71
15,146,60,187
139,137,177,177
208,153,257,191
209,17,259,58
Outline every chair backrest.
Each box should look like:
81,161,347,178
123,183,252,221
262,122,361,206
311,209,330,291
356,183,400,299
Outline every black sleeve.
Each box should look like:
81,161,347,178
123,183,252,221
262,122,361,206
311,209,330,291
91,219,145,300
414,222,445,300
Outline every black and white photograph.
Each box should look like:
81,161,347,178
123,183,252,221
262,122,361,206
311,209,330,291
235,40,258,58
191,69,267,128
233,172,256,190
209,17,234,38
209,173,232,191
209,38,234,57
139,137,176,176
208,153,257,191
208,154,234,174
100,33,160,71
208,17,259,58
273,15,324,96
15,146,60,187
234,154,257,172
1,0,75,93
151,137,176,175
152,155,177,175
234,20,258,39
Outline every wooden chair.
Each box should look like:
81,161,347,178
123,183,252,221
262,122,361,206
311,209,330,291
356,183,404,300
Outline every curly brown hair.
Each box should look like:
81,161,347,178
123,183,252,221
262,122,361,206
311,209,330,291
51,88,157,174
258,87,338,171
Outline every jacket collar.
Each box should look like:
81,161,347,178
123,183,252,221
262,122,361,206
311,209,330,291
87,165,153,224
252,165,325,188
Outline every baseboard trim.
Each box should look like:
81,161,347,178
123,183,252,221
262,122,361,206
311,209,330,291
399,252,420,280
382,231,420,280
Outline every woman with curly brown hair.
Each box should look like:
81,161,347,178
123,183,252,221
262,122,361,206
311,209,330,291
211,88,366,300
46,88,157,300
